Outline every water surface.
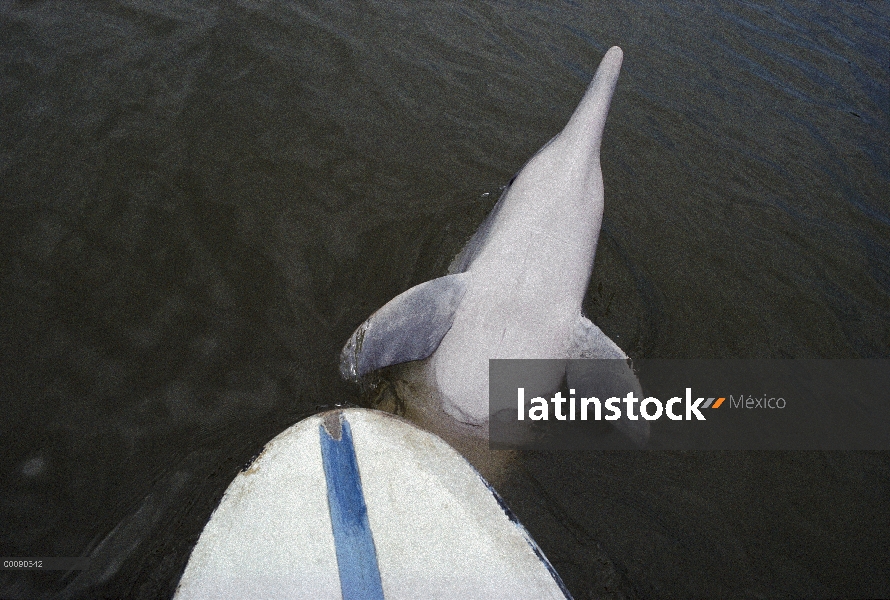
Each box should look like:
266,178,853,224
1,0,888,598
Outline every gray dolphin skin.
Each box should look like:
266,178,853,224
340,47,648,446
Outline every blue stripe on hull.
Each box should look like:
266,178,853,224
320,416,385,600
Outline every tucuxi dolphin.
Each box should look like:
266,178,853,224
340,46,648,448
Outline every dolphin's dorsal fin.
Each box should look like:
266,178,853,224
566,316,650,447
340,273,469,381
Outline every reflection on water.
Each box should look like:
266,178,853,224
1,0,887,598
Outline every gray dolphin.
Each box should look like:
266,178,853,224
340,47,648,446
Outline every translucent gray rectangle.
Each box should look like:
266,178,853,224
489,359,890,450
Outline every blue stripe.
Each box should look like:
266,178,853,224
319,416,385,600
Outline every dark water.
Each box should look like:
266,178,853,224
1,0,888,598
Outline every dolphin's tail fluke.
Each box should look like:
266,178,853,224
560,46,624,156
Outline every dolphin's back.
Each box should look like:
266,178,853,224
448,46,622,276
448,136,558,275
448,185,509,274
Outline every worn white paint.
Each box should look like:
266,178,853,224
174,409,569,599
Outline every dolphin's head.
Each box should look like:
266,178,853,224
462,46,625,282
556,46,623,162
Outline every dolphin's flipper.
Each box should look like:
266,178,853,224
340,273,470,381
566,316,650,446
568,315,627,360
